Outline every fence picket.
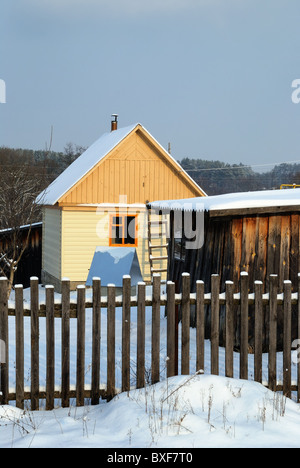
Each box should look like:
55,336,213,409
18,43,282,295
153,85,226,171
283,280,292,398
76,285,85,407
269,275,278,392
15,285,24,409
46,285,55,410
167,281,176,378
30,277,39,410
196,280,205,373
181,273,190,375
152,274,161,384
240,272,249,380
254,281,263,383
211,275,220,376
91,278,101,405
107,284,116,400
137,282,146,389
122,276,131,393
225,281,234,378
0,278,8,405
61,278,70,408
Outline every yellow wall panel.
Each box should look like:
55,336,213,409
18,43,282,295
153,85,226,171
60,207,154,283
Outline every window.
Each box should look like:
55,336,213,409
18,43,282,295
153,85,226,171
109,214,138,247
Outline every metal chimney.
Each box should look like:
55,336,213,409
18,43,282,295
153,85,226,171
111,114,118,131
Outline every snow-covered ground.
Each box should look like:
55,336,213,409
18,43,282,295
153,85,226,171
1,286,300,448
1,374,300,448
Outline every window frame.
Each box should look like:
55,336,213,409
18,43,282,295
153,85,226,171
109,213,138,247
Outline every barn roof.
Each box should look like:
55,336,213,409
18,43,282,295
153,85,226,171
38,123,206,206
149,188,300,217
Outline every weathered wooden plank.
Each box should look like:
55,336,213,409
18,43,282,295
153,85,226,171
212,221,225,278
61,278,70,408
290,215,299,290
241,218,257,287
122,276,131,393
76,285,86,407
15,285,24,409
298,273,300,403
201,221,216,292
279,216,291,287
196,280,205,373
254,281,263,383
107,284,116,400
181,273,190,375
91,278,101,405
254,217,268,286
225,281,234,378
211,275,220,375
46,285,55,411
268,275,278,392
152,274,161,384
190,212,203,289
231,218,243,291
222,219,233,288
193,213,210,285
137,282,146,389
167,281,176,378
267,216,281,287
240,272,249,380
30,277,39,410
283,280,292,398
0,278,8,405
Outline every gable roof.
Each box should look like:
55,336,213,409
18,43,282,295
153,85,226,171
39,123,206,205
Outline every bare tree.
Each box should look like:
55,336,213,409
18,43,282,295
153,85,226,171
0,166,45,298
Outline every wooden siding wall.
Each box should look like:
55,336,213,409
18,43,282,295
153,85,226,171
42,208,61,280
171,212,300,294
61,208,161,283
60,132,201,206
169,211,300,349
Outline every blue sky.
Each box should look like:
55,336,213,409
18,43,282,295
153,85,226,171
1,0,300,170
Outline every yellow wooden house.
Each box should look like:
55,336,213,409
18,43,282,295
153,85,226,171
39,119,206,291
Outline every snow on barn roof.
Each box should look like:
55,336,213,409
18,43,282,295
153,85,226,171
149,188,300,215
38,123,205,206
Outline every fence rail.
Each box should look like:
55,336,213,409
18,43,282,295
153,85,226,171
0,272,300,410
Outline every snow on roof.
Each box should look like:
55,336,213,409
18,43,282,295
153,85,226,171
149,188,300,213
39,123,205,206
39,123,139,205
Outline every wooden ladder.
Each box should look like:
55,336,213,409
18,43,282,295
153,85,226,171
147,209,169,281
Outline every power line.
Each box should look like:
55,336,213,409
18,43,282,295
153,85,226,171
182,159,300,173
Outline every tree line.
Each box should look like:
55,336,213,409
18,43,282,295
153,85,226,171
179,157,300,195
0,143,85,296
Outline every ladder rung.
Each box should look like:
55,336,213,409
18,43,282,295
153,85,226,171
149,243,168,249
151,268,168,273
150,255,168,261
148,220,168,225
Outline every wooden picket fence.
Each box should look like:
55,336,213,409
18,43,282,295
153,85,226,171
0,272,300,411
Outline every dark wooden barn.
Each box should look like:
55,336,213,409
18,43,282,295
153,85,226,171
149,188,300,349
0,222,42,288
